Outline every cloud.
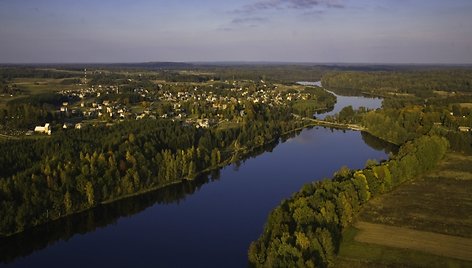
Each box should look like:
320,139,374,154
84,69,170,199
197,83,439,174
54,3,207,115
217,27,235,32
233,0,344,14
231,17,269,25
225,0,343,30
286,0,344,9
302,9,325,16
236,0,280,13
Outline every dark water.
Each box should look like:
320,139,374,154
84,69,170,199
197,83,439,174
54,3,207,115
1,85,391,268
0,129,391,268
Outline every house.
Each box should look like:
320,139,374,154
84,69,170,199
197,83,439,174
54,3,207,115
458,126,471,132
75,123,83,129
196,119,210,128
34,123,51,135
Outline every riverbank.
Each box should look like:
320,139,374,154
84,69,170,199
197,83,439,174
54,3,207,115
0,79,391,239
248,134,449,267
0,79,398,267
294,113,400,146
0,118,313,238
105,119,321,205
102,117,396,211
2,123,391,267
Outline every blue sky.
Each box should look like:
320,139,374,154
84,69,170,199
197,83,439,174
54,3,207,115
0,0,471,63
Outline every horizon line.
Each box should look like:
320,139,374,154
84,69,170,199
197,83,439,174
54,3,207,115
1,61,472,67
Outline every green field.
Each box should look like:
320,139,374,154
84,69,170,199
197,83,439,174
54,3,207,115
336,152,472,267
0,77,82,109
336,227,471,268
12,77,82,93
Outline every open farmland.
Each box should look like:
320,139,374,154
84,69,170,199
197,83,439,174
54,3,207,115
336,152,472,267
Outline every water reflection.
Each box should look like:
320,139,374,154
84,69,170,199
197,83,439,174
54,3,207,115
298,81,383,120
0,133,290,264
0,85,393,267
0,127,397,265
361,131,398,155
0,177,206,264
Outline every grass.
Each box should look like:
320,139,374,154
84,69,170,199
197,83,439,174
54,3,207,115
459,103,472,109
359,153,472,238
0,133,22,139
0,77,83,109
354,221,472,261
336,227,471,268
12,78,83,94
335,152,472,267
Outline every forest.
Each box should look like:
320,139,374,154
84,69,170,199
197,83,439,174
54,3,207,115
0,103,308,236
248,67,472,267
248,132,449,267
322,70,472,97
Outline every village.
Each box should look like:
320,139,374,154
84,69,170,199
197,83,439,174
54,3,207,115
29,76,472,136
31,78,317,135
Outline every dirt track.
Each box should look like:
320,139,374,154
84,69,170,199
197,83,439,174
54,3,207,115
354,221,472,261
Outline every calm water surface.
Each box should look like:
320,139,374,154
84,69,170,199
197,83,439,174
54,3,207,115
1,85,390,268
298,81,383,119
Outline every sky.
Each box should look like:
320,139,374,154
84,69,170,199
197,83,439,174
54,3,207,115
0,0,471,64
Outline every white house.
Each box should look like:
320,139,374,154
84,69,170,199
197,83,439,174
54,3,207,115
34,123,51,135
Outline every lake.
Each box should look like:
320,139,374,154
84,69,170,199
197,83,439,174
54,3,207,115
0,85,391,268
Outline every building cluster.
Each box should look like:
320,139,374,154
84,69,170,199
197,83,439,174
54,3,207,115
49,80,315,132
156,83,312,111
60,84,119,100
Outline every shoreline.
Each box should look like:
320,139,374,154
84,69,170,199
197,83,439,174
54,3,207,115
0,88,394,238
0,119,315,238
1,119,394,239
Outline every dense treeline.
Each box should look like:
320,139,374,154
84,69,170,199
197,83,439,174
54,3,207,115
0,93,71,129
327,101,471,152
0,113,306,236
1,79,25,96
79,65,327,84
322,70,472,97
291,87,337,117
321,69,472,153
204,65,326,83
8,93,69,107
4,64,470,86
89,73,126,86
0,68,80,80
248,69,471,267
248,135,448,267
159,71,215,83
363,107,470,152
0,171,217,263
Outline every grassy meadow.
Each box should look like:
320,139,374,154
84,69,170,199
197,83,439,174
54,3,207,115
335,152,472,267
